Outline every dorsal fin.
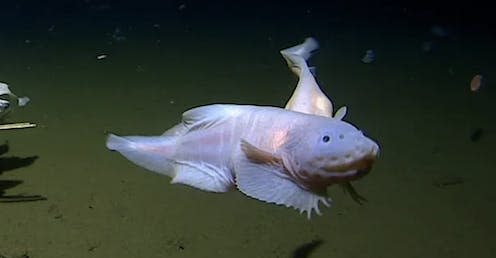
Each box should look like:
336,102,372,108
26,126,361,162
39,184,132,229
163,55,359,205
181,104,243,131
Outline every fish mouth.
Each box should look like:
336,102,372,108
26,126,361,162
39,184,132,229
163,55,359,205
323,153,377,174
327,165,372,181
315,151,378,183
353,166,373,180
293,146,379,191
323,141,380,176
296,155,376,191
296,161,375,191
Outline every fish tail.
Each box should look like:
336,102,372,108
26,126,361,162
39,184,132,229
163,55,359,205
106,133,175,177
280,37,319,61
280,37,319,75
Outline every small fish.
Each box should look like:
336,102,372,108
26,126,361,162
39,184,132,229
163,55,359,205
96,54,107,60
107,105,379,218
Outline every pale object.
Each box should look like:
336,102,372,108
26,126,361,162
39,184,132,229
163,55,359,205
18,96,30,106
361,49,375,64
470,74,484,92
280,37,347,119
0,82,30,117
106,39,380,218
0,122,36,130
106,105,379,218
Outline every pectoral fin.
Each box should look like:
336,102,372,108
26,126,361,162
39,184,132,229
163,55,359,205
236,140,331,218
240,140,281,165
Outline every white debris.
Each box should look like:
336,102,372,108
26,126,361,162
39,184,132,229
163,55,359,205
361,49,375,64
18,97,30,106
96,54,107,60
111,27,126,42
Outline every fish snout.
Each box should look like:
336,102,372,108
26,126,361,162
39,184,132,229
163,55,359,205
353,132,379,161
325,132,379,171
358,134,379,156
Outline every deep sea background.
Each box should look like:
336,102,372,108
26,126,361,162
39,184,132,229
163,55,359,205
0,1,495,257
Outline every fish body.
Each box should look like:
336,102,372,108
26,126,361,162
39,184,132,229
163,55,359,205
107,104,378,217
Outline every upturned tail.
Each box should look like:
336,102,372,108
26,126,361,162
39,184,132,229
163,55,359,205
280,37,319,75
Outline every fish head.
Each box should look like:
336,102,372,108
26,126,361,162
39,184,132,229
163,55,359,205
283,118,379,190
236,114,379,216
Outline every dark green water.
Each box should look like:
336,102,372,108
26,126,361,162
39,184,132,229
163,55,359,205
0,1,495,258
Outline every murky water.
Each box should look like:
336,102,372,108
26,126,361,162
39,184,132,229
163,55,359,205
0,2,494,258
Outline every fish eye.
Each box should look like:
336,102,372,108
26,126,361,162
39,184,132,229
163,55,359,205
322,135,330,143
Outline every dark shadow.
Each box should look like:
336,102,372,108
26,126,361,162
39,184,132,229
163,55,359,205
470,128,484,142
0,142,46,202
0,156,38,175
292,239,324,258
0,180,46,202
0,141,9,156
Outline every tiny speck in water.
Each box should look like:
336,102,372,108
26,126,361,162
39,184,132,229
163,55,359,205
470,128,484,142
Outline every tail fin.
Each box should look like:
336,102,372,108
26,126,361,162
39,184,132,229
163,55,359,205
106,133,175,177
280,37,319,75
280,37,319,61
